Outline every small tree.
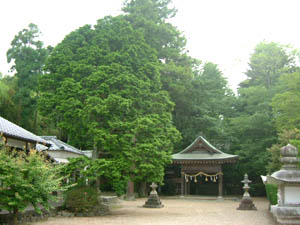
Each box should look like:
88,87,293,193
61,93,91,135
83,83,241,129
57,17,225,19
62,156,127,196
0,144,66,225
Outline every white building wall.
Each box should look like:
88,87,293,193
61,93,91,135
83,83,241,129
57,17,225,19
47,150,81,159
6,138,27,149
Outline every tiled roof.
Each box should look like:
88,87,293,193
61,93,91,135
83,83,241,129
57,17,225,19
0,116,48,144
39,136,83,155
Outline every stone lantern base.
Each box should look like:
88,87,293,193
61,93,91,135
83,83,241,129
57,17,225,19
271,205,300,225
237,197,257,210
143,193,164,208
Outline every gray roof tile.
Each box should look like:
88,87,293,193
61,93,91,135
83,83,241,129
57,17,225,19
0,116,48,144
39,136,83,155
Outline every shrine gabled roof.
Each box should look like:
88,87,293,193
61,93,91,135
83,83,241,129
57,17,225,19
172,136,238,163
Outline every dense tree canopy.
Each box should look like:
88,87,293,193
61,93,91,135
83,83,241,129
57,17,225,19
122,0,234,150
39,16,180,189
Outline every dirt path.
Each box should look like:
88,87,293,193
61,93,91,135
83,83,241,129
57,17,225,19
33,197,275,225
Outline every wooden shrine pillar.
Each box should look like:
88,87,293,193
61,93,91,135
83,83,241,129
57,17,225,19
181,172,184,196
218,173,223,198
184,176,187,195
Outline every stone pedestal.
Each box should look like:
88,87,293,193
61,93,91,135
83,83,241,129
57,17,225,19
143,183,164,208
267,144,300,225
237,174,257,210
237,196,257,210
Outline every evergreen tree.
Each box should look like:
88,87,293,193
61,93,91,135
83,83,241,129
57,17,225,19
227,41,296,195
123,0,234,150
39,16,180,192
7,23,50,132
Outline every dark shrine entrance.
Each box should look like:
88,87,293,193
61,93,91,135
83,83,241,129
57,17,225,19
189,179,217,195
172,136,238,197
189,178,218,195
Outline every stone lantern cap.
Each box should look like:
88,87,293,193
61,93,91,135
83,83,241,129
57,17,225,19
268,144,300,184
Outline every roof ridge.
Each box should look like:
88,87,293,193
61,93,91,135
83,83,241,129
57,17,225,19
178,136,222,154
0,116,48,145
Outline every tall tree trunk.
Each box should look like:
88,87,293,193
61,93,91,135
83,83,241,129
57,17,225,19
126,164,136,200
126,179,135,200
11,209,18,225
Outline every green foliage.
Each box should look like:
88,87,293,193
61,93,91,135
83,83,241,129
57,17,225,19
64,186,99,214
265,184,278,205
39,15,180,189
243,41,295,88
124,1,236,151
0,143,66,224
0,76,20,123
123,0,184,61
6,23,50,132
272,71,300,131
62,156,128,196
227,41,295,195
266,129,300,173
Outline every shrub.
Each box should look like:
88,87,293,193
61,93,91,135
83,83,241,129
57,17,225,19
265,184,278,205
249,183,266,196
0,144,66,225
64,186,99,214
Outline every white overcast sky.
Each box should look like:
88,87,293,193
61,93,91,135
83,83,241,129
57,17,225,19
1,0,300,90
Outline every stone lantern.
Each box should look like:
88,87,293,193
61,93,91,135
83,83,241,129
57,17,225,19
267,144,300,225
143,183,164,208
237,174,257,210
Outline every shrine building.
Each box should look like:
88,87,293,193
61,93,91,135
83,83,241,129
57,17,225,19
172,136,238,198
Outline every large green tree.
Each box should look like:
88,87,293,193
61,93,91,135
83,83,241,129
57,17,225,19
39,16,180,194
242,41,295,89
174,62,235,149
227,41,297,195
7,23,50,132
123,0,234,150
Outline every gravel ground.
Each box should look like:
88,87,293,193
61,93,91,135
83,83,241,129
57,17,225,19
33,197,275,225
